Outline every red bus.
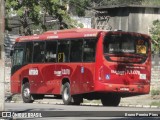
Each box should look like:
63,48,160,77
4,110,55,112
10,28,151,106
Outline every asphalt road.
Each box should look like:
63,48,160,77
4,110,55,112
1,103,160,120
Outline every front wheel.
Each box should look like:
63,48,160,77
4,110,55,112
22,82,34,103
101,94,121,106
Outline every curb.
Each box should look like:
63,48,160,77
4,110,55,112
7,100,160,108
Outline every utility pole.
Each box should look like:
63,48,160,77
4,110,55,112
0,0,5,111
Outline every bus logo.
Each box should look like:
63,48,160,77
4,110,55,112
54,69,70,76
29,68,38,76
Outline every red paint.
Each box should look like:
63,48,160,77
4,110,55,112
11,28,151,97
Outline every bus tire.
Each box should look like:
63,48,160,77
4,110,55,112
22,82,34,103
62,82,72,105
101,94,121,106
72,95,83,105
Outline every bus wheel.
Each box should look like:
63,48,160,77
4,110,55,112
72,95,83,105
22,82,34,103
62,82,72,105
101,94,121,106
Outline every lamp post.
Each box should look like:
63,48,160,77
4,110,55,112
0,0,5,111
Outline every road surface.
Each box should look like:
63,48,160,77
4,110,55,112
1,103,160,120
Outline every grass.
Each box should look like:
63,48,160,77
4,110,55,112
150,101,160,106
151,89,160,96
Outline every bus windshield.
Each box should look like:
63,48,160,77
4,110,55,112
104,33,149,55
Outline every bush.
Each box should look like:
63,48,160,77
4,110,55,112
151,89,160,96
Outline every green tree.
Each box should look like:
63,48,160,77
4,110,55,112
5,0,76,35
63,0,91,16
142,0,160,5
87,0,143,6
150,20,160,53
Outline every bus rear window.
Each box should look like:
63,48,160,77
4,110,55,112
104,34,148,55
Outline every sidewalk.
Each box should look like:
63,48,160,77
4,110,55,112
7,93,160,108
121,94,157,105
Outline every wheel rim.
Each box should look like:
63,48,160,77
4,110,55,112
64,87,69,101
23,87,30,98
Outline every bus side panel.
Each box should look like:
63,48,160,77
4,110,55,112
82,63,95,93
11,72,21,94
54,64,82,95
19,64,57,95
11,65,29,94
94,32,104,91
41,64,57,94
69,64,83,95
27,64,49,94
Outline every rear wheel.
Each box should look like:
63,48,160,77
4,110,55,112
62,82,82,105
101,94,121,106
62,82,72,105
22,82,34,103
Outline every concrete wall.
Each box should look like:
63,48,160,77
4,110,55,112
102,7,160,34
5,34,18,59
151,54,160,90
4,34,18,94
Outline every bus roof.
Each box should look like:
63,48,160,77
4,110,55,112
16,28,102,42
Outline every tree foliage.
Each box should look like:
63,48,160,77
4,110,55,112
5,0,80,35
65,0,90,16
89,0,160,6
150,20,160,53
142,0,160,5
5,0,160,36
100,0,142,6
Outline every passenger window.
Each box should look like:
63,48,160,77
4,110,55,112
33,42,45,63
25,42,33,63
57,40,70,62
70,40,83,62
12,49,24,66
45,41,57,62
83,39,96,62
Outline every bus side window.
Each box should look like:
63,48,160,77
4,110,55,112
12,49,24,66
25,42,33,63
70,39,83,62
33,42,45,63
58,53,65,62
57,40,70,63
83,39,96,62
45,41,57,62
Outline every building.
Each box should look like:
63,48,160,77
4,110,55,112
94,5,160,34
